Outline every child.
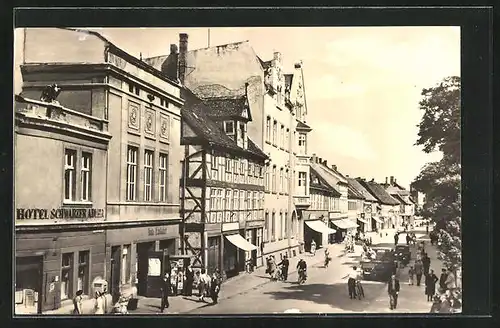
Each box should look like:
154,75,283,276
408,266,415,285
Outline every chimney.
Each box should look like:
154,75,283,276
371,178,375,182
390,176,394,185
331,165,337,171
178,33,188,84
346,175,349,178
385,177,388,184
323,160,328,167
311,153,317,163
161,44,179,81
294,61,302,69
394,178,397,184
318,157,323,164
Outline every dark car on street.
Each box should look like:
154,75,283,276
395,245,411,267
360,244,397,281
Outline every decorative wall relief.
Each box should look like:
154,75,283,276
128,101,140,130
144,109,156,136
160,114,170,141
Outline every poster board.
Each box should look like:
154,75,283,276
148,258,161,277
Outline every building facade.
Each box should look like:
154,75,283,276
18,28,184,302
146,37,311,261
346,178,367,233
350,177,380,232
14,95,111,314
179,87,267,279
358,179,400,230
382,176,415,227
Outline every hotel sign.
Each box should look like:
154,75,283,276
16,208,105,221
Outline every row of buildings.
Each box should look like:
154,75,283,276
14,28,416,314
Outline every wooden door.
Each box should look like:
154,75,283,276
110,246,121,303
145,250,169,298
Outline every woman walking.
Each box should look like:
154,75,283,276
425,269,439,301
184,264,195,296
94,291,104,315
72,290,83,315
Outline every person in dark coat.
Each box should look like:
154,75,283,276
414,260,423,286
425,269,439,301
160,272,170,313
184,264,195,296
278,254,290,280
387,274,400,310
439,268,449,292
422,253,431,276
394,233,399,245
209,270,221,304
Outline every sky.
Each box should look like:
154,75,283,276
14,27,460,189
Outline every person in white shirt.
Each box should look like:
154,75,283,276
347,266,361,299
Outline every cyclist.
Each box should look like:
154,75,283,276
297,258,307,283
348,266,363,299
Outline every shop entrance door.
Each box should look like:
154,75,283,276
207,237,220,274
15,256,43,314
110,246,121,303
145,250,169,298
137,242,155,296
251,230,257,267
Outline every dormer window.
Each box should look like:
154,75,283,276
237,121,248,149
224,121,235,139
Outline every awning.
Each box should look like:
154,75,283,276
372,216,383,223
225,234,258,251
331,219,358,230
357,217,369,224
305,220,336,234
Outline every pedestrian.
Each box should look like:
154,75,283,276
268,255,277,280
414,259,423,286
387,274,400,310
210,270,221,304
177,270,184,296
170,266,178,296
184,264,194,296
94,291,104,315
194,271,201,295
425,269,439,302
72,290,83,315
406,234,410,245
323,248,331,268
394,233,399,246
278,254,290,280
445,269,456,291
198,268,210,302
347,266,360,299
160,272,170,313
439,268,448,292
422,253,431,275
408,266,415,285
310,240,317,255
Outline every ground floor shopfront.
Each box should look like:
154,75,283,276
329,213,358,243
356,213,371,233
371,216,384,232
15,225,106,314
301,211,336,252
105,220,180,302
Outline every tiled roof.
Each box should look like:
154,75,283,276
391,193,410,205
310,162,344,195
310,165,341,197
202,97,250,120
296,120,312,131
357,179,400,205
180,88,266,159
348,185,365,199
347,178,378,202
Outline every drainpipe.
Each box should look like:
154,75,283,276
287,108,294,257
180,145,188,255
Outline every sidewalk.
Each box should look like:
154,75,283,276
131,242,360,314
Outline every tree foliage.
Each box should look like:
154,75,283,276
413,76,461,272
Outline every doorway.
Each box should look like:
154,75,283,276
136,242,155,296
110,246,121,303
15,256,43,314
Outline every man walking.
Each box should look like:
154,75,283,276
394,232,399,246
414,259,423,286
347,266,360,299
388,274,400,310
422,253,431,276
278,254,290,281
160,272,170,313
439,268,448,292
425,269,439,301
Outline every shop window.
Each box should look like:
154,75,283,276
264,212,269,242
126,147,138,201
144,150,154,201
121,245,131,285
61,253,73,300
80,152,92,201
64,149,77,201
159,153,168,202
77,251,89,294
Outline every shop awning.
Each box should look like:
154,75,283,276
225,234,258,251
357,217,369,224
330,219,357,230
372,216,383,223
305,220,336,234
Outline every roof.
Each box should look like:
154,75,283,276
357,179,400,205
202,96,251,121
180,88,266,160
347,178,378,202
310,162,344,195
391,193,411,205
309,166,341,197
257,56,272,71
347,184,365,200
296,120,312,131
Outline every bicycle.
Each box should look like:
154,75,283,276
355,280,365,300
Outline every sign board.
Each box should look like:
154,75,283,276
246,220,264,228
16,208,105,221
148,258,161,277
222,222,239,232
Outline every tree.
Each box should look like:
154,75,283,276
413,76,461,278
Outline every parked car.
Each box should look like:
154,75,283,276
360,244,396,281
394,245,411,267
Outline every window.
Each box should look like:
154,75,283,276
285,128,290,150
240,161,245,177
292,131,296,153
280,125,285,148
265,165,270,191
80,152,92,201
240,122,247,149
240,191,244,211
298,171,307,194
279,212,284,239
266,116,271,142
144,150,154,201
128,83,140,96
272,120,277,145
248,162,253,177
126,147,138,201
222,190,226,214
264,212,270,242
121,245,131,285
77,251,89,294
244,191,249,211
233,190,239,214
279,168,284,193
284,212,288,239
159,153,168,202
252,191,257,211
226,157,232,172
226,190,232,211
298,133,306,154
224,121,235,137
285,169,289,194
61,253,73,300
64,149,77,201
211,154,217,170
272,166,277,193
271,212,276,240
